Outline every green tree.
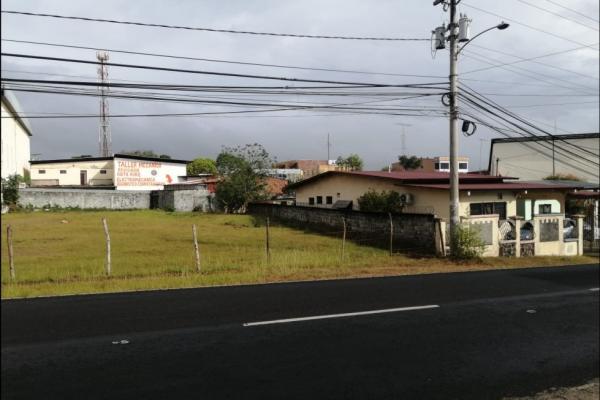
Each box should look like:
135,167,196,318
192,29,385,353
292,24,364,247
187,158,217,175
120,150,171,159
357,189,405,213
397,155,422,170
336,154,364,171
215,143,272,213
451,224,485,260
1,174,23,205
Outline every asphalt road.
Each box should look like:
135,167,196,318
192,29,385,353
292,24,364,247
2,264,598,400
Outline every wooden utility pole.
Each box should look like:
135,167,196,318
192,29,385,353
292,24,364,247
388,213,394,256
192,224,201,273
341,216,347,261
265,217,271,263
102,217,111,276
7,225,15,281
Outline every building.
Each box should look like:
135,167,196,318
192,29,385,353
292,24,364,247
1,90,32,179
274,159,340,179
391,156,469,173
488,133,600,183
286,170,583,221
264,168,304,182
29,154,188,190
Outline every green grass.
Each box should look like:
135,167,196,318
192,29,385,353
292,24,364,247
1,210,596,298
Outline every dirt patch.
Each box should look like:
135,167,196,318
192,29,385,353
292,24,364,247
504,379,599,400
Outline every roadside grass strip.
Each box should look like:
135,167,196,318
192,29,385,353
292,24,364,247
242,304,440,326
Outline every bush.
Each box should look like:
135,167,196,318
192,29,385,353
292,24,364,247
1,174,23,205
451,224,486,260
357,189,405,213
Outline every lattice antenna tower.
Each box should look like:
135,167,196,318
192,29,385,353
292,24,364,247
97,51,111,157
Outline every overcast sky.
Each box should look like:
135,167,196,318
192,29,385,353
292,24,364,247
2,0,598,170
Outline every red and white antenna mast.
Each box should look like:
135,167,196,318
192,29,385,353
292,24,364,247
97,51,111,157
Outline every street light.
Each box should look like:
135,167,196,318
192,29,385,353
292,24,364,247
432,0,509,255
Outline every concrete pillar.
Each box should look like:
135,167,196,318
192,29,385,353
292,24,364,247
512,216,523,258
573,214,585,255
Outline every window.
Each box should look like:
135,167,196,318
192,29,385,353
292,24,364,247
38,170,46,174
470,202,507,219
434,162,440,170
316,196,323,204
100,170,107,174
440,162,449,169
459,162,468,170
309,197,315,205
326,196,333,204
60,170,67,174
539,204,552,214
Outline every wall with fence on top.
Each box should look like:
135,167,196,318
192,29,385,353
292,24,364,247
247,202,440,254
463,213,585,257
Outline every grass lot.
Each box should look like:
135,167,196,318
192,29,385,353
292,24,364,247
1,210,596,298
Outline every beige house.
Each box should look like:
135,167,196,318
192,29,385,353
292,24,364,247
391,156,469,173
287,171,589,257
1,90,32,179
30,154,189,190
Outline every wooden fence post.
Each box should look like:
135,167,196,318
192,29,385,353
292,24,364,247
7,225,15,281
102,217,111,276
388,212,393,256
265,217,271,263
341,216,347,261
192,224,201,273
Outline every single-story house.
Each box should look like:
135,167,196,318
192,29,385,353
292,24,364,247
286,170,587,221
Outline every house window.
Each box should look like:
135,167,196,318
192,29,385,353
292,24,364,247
38,170,46,174
434,162,440,170
316,196,323,204
539,204,552,214
440,162,449,169
100,170,107,174
470,202,507,219
60,170,67,174
326,196,333,204
309,197,315,205
459,162,468,170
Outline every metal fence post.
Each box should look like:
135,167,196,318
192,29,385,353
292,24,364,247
389,212,393,256
102,217,111,276
265,217,271,263
7,225,15,281
341,216,347,261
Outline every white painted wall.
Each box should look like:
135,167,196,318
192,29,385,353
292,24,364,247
1,101,31,179
490,137,600,183
114,157,187,190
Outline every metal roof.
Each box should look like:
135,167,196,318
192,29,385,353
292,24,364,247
1,90,33,136
31,153,189,165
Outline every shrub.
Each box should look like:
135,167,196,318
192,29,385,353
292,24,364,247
543,173,581,181
357,189,405,213
1,174,23,205
451,224,486,260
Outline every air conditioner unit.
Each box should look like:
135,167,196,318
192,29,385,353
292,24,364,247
399,193,414,205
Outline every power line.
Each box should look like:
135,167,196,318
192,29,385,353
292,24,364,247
503,100,599,108
460,2,598,48
542,0,599,24
0,10,429,41
1,52,449,88
462,43,600,81
516,0,599,31
1,39,445,79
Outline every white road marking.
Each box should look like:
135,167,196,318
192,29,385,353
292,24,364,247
243,304,439,327
589,288,599,292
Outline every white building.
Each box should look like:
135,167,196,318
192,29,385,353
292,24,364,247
1,90,32,179
489,133,600,184
30,154,189,190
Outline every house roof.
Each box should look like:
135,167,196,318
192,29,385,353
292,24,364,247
31,153,189,165
1,90,33,136
403,182,582,191
286,170,514,190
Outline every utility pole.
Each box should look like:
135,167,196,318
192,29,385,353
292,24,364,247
327,133,331,161
432,0,509,254
447,0,460,253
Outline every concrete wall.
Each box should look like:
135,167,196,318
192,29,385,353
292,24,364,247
1,101,31,179
248,203,437,253
491,136,600,183
154,187,213,212
19,188,150,209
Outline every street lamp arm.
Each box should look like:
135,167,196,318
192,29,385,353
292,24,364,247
455,22,509,57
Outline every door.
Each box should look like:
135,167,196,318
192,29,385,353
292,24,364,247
80,170,87,186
